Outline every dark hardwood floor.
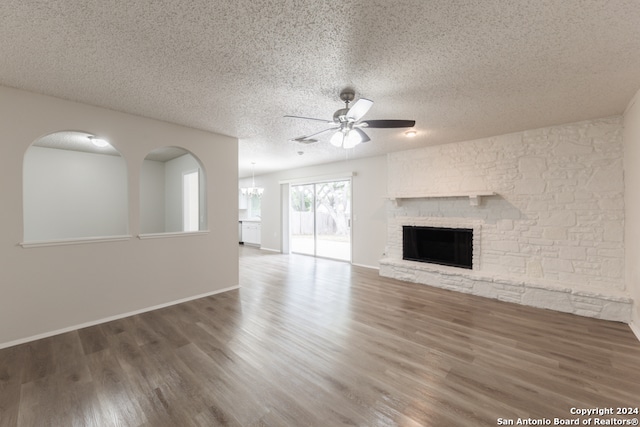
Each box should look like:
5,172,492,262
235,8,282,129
2,245,640,426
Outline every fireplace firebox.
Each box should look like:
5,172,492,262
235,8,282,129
403,226,473,269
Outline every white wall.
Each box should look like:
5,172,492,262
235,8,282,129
623,90,640,330
241,155,388,268
24,146,128,241
140,159,166,233
0,85,238,347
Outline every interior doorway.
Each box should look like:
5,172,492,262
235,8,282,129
290,179,351,261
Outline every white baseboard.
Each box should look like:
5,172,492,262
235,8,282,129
630,321,640,343
0,285,240,350
260,247,281,253
352,262,380,270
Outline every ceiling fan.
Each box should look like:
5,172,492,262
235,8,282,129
286,88,416,149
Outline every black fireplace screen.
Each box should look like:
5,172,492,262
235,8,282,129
403,226,473,269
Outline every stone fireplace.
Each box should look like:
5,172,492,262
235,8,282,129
379,117,633,322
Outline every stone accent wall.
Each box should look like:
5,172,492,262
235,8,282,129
382,117,633,322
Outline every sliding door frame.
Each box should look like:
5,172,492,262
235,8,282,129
283,175,353,262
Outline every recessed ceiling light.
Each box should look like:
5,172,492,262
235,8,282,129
88,136,109,148
404,130,417,138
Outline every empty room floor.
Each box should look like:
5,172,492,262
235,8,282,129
1,245,639,426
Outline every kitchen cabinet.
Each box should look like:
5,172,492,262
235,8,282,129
241,221,261,246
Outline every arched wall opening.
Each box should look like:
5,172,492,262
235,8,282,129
140,146,207,234
23,130,128,242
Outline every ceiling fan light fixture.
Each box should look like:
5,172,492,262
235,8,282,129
329,129,363,149
343,130,362,149
88,136,109,147
330,131,344,147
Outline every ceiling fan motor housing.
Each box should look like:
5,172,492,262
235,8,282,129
334,88,357,125
333,108,351,124
339,88,355,103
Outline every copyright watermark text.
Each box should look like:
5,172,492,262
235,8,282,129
497,407,639,426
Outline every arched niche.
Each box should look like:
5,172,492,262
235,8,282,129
23,131,129,243
140,147,207,234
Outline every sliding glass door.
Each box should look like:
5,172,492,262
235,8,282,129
290,180,351,261
290,183,315,256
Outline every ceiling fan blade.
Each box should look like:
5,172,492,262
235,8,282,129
360,119,416,128
289,126,339,142
346,98,373,121
284,115,332,123
352,128,370,143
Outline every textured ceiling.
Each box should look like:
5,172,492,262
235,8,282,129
1,1,639,177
